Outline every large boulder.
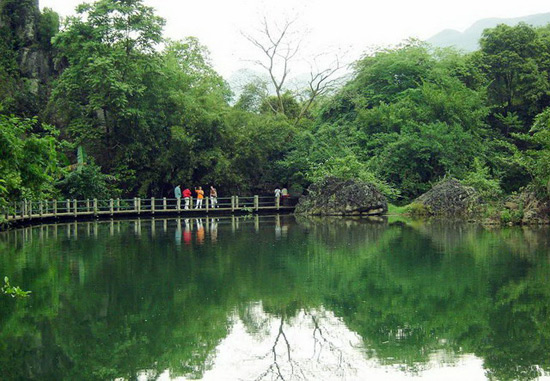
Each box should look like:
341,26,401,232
502,188,550,225
520,191,550,224
414,178,480,215
295,177,388,216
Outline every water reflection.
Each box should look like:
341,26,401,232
0,216,295,247
1,216,550,380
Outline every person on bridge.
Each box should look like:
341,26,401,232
281,187,289,206
281,187,288,198
174,185,182,199
183,187,192,209
210,185,218,208
195,186,204,208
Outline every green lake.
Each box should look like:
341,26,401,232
1,215,550,380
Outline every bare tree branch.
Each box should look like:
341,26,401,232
242,17,301,116
243,17,347,124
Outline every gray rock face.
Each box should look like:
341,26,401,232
0,0,53,86
518,190,550,224
295,177,388,216
19,47,51,80
415,178,479,215
0,0,40,44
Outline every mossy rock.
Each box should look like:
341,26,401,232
414,178,480,216
295,177,388,216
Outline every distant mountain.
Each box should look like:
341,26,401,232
427,12,550,52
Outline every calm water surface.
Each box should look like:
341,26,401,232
1,215,550,380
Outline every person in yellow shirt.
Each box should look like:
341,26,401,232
195,186,204,208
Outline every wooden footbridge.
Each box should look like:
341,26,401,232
2,196,296,226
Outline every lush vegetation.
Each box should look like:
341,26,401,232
2,0,550,207
1,276,31,298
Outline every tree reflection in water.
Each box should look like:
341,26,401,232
1,216,550,380
209,305,364,381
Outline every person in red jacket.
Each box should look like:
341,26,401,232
182,187,192,209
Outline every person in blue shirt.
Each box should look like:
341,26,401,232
174,185,182,199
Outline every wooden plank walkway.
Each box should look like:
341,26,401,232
2,196,296,226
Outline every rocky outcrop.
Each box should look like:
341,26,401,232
0,0,55,97
520,191,550,224
413,178,480,216
295,177,388,216
0,0,41,44
501,189,550,225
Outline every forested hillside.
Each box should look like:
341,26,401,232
1,0,550,211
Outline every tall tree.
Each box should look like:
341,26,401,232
243,17,343,124
479,23,550,130
51,0,165,193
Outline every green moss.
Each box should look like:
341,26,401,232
387,203,409,215
406,202,433,216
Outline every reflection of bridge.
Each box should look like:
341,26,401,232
0,215,292,243
3,196,296,226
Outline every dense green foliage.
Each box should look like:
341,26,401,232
1,0,550,205
0,115,61,206
1,276,31,298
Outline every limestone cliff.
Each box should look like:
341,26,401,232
0,0,56,113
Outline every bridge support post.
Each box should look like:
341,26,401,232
254,195,259,211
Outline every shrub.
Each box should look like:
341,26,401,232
406,202,432,216
461,158,502,201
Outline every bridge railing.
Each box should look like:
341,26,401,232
2,195,295,222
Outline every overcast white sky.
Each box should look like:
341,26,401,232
41,0,550,79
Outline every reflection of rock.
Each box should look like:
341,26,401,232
414,178,480,216
295,214,387,227
294,214,389,250
295,177,387,216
